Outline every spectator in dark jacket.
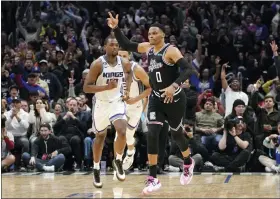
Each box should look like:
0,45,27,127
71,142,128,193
53,98,86,169
21,123,71,172
38,59,63,102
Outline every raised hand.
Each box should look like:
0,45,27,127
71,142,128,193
107,12,119,29
270,40,278,52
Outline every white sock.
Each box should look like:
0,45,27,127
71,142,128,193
116,153,123,161
127,148,135,156
94,162,100,170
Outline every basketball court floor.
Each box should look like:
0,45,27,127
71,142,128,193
2,171,280,198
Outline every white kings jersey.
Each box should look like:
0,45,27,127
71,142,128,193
94,55,125,101
124,61,144,106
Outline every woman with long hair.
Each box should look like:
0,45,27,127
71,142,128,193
28,99,56,151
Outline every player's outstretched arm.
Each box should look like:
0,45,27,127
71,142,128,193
83,59,117,93
126,65,152,105
107,12,151,54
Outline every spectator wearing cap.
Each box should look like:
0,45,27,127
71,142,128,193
39,59,63,102
4,99,29,169
195,97,224,154
13,70,48,101
32,64,50,97
205,116,252,172
221,64,249,117
22,123,70,172
225,99,257,145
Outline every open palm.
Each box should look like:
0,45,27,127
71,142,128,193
270,40,278,52
107,12,119,29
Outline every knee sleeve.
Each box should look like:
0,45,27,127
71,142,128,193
126,128,136,146
171,129,189,152
147,124,161,154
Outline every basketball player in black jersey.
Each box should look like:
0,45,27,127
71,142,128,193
108,13,195,194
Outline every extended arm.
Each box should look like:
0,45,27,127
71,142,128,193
113,27,151,54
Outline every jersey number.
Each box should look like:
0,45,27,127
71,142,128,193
106,79,119,84
156,72,162,83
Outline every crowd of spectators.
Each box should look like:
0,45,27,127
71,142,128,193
1,1,280,173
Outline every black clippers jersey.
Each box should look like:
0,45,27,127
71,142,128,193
147,43,181,97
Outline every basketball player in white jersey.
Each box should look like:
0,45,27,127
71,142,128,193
83,35,132,188
117,50,151,171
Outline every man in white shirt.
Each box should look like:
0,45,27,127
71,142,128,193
221,64,248,117
4,99,30,156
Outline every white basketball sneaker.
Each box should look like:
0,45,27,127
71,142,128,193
122,150,135,170
180,158,195,185
142,176,161,195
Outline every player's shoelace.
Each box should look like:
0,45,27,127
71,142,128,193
115,160,124,175
93,169,101,182
144,177,155,186
183,166,190,177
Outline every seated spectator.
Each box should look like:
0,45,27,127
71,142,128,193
6,85,19,108
53,98,87,170
195,97,224,153
206,116,252,172
4,99,29,170
22,123,71,172
1,115,15,172
20,100,29,113
251,94,279,149
225,99,255,135
28,99,55,151
53,103,64,119
258,123,280,173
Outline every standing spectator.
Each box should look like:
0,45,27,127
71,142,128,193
221,63,249,116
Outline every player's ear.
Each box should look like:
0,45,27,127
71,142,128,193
162,32,165,38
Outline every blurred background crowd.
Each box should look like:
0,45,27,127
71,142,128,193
1,1,280,173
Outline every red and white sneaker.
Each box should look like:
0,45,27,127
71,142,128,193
142,176,161,195
180,158,195,185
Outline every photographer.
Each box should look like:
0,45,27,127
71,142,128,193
258,121,280,173
22,123,71,172
1,115,15,172
207,116,252,172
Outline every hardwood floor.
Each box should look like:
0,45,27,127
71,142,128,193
2,172,280,198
